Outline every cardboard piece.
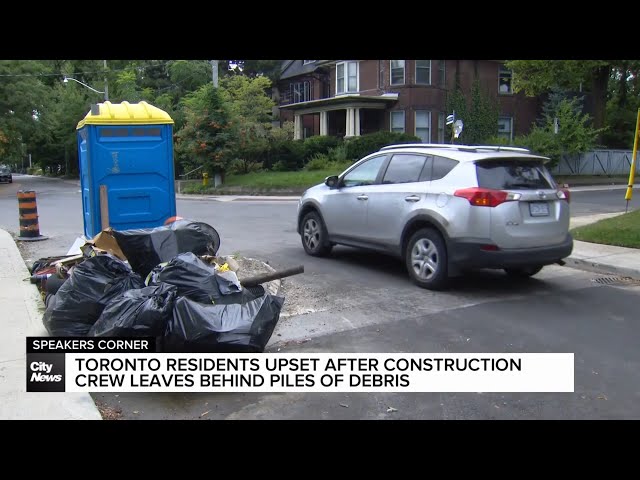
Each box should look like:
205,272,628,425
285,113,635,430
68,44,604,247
84,229,127,261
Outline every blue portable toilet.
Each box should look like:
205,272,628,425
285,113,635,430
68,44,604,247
76,101,177,239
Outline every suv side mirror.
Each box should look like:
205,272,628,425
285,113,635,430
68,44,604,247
325,175,339,189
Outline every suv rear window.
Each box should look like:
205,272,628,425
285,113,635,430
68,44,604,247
475,159,555,190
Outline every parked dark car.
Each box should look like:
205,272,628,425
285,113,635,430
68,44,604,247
0,166,12,183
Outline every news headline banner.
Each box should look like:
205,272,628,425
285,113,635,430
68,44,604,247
25,337,573,393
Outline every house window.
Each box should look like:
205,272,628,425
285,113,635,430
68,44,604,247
438,112,445,143
498,117,513,141
438,60,446,87
390,60,405,85
337,61,359,95
416,60,431,85
415,111,431,143
499,64,513,94
303,60,316,65
290,81,311,103
391,111,405,133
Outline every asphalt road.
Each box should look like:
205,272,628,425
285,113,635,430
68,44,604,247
2,175,640,419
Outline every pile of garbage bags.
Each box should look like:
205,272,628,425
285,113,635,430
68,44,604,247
32,220,285,353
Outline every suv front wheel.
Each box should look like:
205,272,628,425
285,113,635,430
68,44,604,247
301,211,332,257
405,228,449,290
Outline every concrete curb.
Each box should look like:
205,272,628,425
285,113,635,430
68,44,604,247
566,213,640,280
177,194,300,202
0,229,102,420
564,256,640,280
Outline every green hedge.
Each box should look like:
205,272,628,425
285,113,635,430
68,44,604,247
258,132,423,172
302,136,342,162
343,131,422,160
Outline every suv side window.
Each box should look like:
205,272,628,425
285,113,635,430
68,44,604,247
431,156,459,180
382,154,429,184
342,155,387,187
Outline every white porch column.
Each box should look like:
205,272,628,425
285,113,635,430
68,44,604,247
345,108,353,137
320,111,328,136
294,114,302,140
355,108,361,136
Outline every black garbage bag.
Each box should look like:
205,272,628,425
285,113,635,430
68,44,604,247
112,219,221,278
42,255,145,337
154,252,256,305
163,294,285,353
88,283,177,339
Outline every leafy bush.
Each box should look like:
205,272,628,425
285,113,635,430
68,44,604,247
328,144,349,163
305,153,332,171
271,160,289,172
228,158,264,175
181,183,215,194
264,139,305,171
302,136,342,162
483,136,514,146
343,131,421,160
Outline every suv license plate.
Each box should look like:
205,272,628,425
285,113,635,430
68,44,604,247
529,202,550,217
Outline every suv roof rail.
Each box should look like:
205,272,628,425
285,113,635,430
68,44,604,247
379,143,531,153
379,143,459,151
469,145,531,153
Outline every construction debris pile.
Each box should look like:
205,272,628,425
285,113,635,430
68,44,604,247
29,219,300,353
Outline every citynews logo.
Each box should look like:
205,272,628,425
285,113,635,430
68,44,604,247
27,354,65,392
30,362,62,382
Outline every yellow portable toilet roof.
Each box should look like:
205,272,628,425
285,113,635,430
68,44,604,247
76,101,174,129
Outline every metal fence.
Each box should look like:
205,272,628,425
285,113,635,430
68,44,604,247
551,150,639,176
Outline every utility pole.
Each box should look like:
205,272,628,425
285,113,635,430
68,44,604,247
211,60,219,88
103,60,109,101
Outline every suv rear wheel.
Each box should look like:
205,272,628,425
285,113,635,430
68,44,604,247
405,228,449,290
301,211,332,257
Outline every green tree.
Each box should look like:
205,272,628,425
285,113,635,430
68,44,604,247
231,60,283,82
0,60,50,169
112,70,143,102
174,84,233,179
446,79,498,144
32,83,94,175
219,75,275,123
219,75,276,173
515,96,602,166
505,60,613,143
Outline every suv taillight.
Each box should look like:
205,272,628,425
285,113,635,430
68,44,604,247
454,188,520,207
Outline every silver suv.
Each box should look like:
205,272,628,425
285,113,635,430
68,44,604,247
296,144,573,290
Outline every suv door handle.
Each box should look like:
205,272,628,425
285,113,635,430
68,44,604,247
405,195,421,202
357,195,368,201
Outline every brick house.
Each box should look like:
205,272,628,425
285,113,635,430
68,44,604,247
275,60,541,143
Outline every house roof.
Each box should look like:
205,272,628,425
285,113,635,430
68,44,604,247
280,60,328,80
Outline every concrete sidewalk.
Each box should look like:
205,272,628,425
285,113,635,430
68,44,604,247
566,212,640,278
0,211,637,420
0,229,101,420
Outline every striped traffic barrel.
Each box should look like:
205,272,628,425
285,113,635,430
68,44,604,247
17,190,42,238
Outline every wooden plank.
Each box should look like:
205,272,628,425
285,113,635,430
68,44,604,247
99,185,110,231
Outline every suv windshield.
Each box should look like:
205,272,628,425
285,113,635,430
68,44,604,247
475,159,555,190
0,167,10,174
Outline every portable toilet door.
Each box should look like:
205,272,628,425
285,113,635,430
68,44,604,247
76,101,177,239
